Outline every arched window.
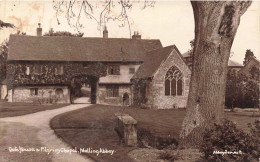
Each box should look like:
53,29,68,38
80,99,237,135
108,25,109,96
55,88,64,98
165,66,183,96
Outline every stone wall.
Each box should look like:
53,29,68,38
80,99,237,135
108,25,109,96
149,51,191,109
134,50,191,109
98,84,132,106
12,85,70,104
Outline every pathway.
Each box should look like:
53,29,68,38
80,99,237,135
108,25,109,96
0,104,94,162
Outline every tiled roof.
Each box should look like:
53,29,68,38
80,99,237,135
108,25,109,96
182,50,192,57
132,45,184,79
182,50,244,67
8,35,162,62
228,60,243,67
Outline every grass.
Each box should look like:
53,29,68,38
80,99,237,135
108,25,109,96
50,104,185,162
50,104,259,162
0,101,69,118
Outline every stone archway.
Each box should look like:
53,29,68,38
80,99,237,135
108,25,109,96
70,75,98,104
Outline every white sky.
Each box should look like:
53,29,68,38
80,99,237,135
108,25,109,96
0,0,259,64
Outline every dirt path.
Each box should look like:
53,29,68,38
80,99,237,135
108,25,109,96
0,104,94,162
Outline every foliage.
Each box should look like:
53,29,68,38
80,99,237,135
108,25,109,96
6,62,106,86
158,150,180,162
243,49,255,65
225,69,259,108
0,20,14,29
0,41,8,82
200,120,260,162
44,29,84,37
0,32,26,83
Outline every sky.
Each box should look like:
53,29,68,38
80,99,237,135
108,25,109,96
0,0,259,64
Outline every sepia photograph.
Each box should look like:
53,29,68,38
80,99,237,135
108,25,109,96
0,0,259,161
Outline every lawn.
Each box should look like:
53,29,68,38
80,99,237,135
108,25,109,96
50,104,259,162
0,100,69,118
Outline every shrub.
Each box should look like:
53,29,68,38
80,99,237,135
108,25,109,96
158,150,180,162
137,128,178,149
200,119,259,162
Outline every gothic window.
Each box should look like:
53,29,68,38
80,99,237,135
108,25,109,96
165,66,183,96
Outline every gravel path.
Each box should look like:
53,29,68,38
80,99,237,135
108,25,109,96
0,104,94,162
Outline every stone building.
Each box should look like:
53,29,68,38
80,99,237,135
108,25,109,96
2,26,191,109
132,45,191,109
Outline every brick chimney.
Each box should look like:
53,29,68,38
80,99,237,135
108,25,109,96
132,31,141,40
103,26,108,38
37,23,42,36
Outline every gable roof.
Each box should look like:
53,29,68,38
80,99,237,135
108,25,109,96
182,50,244,67
132,45,185,79
8,35,162,62
228,60,243,67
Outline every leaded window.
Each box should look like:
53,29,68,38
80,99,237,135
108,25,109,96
165,66,183,96
106,85,119,97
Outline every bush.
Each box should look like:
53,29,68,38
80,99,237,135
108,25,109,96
137,128,178,149
200,120,259,162
157,150,180,162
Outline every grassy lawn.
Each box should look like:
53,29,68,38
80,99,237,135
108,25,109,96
0,101,69,118
50,104,259,162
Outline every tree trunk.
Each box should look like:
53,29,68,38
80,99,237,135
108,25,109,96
180,1,251,147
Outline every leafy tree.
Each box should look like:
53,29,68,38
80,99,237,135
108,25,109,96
0,20,14,30
225,70,259,108
0,32,26,83
249,65,260,80
44,28,84,37
243,49,255,65
0,41,8,82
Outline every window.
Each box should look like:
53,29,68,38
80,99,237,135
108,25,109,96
30,88,38,96
165,66,183,96
129,68,135,74
33,65,42,74
55,64,64,75
55,88,64,98
26,66,30,75
106,85,119,97
108,65,120,75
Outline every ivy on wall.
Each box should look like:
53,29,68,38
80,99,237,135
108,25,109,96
6,61,107,86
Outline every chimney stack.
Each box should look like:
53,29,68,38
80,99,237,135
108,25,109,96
132,31,141,39
37,23,42,36
103,26,108,38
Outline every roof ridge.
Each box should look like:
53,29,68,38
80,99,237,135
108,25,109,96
10,34,161,41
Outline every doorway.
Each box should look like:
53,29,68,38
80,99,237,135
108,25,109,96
123,93,130,105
